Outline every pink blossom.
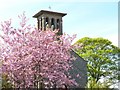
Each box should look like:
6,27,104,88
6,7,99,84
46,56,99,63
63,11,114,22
0,13,78,88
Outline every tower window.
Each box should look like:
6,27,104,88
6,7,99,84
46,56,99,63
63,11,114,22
46,17,49,25
51,18,55,30
57,19,60,29
45,17,49,29
40,17,42,30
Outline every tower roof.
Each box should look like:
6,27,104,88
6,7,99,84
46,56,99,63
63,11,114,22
33,10,67,18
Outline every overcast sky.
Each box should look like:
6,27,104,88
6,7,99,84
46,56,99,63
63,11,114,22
0,0,119,46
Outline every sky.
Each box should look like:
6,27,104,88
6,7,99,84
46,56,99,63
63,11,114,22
0,0,119,46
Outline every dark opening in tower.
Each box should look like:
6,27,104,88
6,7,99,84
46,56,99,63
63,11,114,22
33,10,67,35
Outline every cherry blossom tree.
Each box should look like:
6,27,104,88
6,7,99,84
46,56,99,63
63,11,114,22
0,12,78,88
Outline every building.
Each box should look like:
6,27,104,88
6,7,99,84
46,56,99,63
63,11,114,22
33,10,87,88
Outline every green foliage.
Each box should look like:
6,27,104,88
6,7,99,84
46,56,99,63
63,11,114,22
2,74,13,88
86,78,111,89
74,37,120,85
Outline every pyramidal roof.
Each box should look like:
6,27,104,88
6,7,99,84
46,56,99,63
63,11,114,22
33,10,67,18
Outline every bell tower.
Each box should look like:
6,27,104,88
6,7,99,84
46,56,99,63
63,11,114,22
33,10,67,35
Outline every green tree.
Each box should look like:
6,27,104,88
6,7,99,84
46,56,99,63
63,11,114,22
74,37,120,87
86,78,111,89
2,73,13,88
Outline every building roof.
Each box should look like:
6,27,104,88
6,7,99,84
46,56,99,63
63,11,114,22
33,10,67,18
